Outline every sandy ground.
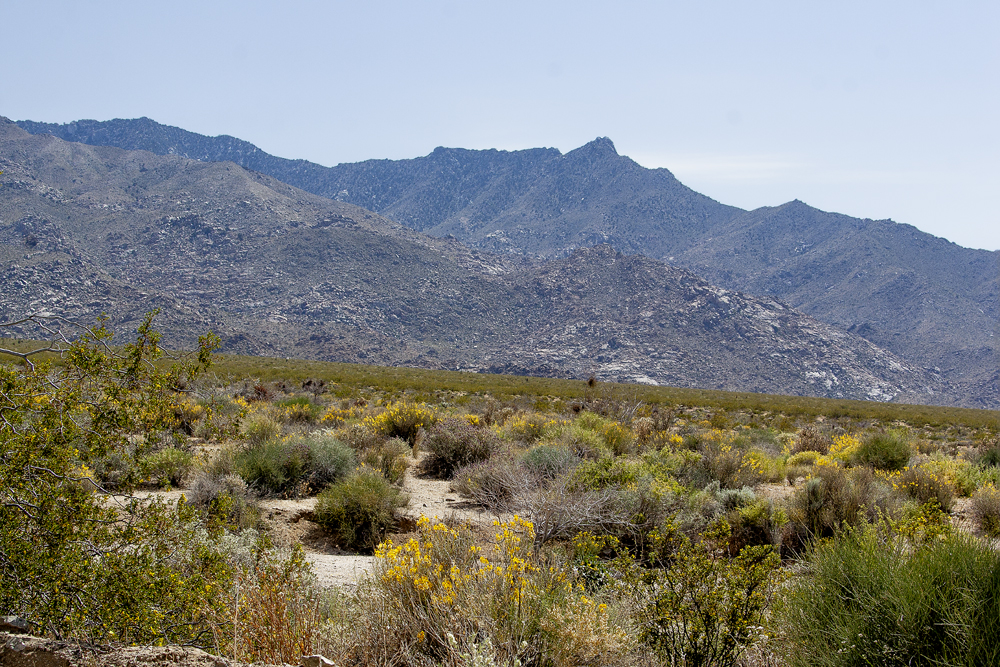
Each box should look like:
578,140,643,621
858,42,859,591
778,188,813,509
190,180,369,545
255,453,503,589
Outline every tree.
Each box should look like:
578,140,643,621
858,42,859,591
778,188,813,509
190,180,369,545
0,311,228,643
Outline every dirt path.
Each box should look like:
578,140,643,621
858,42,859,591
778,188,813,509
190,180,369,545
114,452,501,589
258,453,500,589
399,455,504,527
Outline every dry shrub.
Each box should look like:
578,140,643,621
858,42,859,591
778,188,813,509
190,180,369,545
422,417,500,479
359,437,411,485
895,466,955,511
453,452,529,512
970,485,1000,536
792,426,831,454
527,478,637,546
188,472,260,531
336,421,387,452
784,466,897,549
700,440,766,489
229,547,335,665
539,594,633,667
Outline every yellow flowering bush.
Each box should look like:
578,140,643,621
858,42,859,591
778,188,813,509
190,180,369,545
363,401,437,444
371,516,611,664
501,412,565,444
319,404,366,426
814,433,862,467
892,466,955,510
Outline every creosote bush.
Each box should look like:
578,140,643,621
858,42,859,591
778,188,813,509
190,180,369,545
639,520,785,667
0,311,226,643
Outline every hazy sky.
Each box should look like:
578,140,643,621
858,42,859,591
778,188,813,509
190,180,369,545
3,1,998,250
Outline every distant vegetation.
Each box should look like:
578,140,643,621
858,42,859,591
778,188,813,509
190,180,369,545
2,321,999,665
4,339,994,429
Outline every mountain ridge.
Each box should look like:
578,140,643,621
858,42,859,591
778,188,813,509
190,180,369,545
17,116,995,406
0,117,964,406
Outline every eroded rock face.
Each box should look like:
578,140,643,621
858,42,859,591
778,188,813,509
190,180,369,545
2,634,75,667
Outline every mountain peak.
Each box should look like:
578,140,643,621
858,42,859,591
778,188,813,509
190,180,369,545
566,136,618,158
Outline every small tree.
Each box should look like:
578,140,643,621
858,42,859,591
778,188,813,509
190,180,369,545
0,311,225,643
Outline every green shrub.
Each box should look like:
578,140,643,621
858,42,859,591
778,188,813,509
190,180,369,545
235,438,311,495
422,417,500,478
785,463,812,486
235,432,356,496
359,437,411,485
855,429,912,471
315,469,408,551
305,432,358,488
787,450,819,466
573,411,636,455
970,485,1000,536
557,423,608,460
779,524,1000,666
571,457,648,491
141,447,194,488
976,440,1000,467
522,444,579,481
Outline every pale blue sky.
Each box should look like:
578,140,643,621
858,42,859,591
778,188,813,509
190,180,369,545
3,0,998,250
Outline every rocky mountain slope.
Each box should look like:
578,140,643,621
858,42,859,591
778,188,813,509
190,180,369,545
19,117,995,406
0,118,964,405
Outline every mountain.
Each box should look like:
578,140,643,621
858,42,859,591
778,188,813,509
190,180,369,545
0,117,959,405
18,117,995,408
